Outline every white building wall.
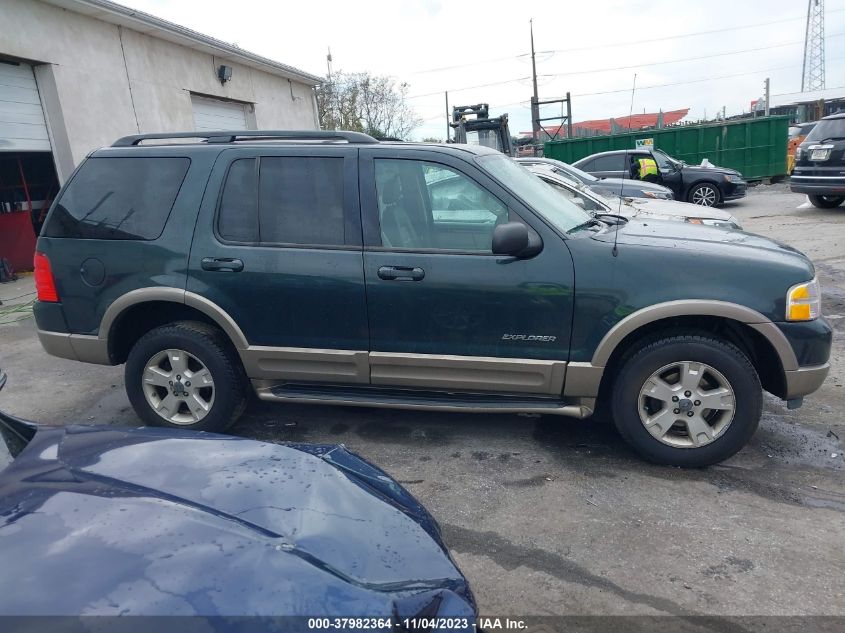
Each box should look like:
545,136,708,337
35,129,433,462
0,0,319,181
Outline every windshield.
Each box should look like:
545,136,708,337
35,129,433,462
465,129,504,152
652,149,681,170
478,155,591,233
804,118,845,142
541,177,607,213
556,161,599,182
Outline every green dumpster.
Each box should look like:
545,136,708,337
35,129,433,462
544,116,789,180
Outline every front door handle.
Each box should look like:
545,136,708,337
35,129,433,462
377,266,425,281
201,257,244,272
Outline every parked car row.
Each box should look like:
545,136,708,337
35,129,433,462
523,162,741,229
571,148,747,207
515,156,676,201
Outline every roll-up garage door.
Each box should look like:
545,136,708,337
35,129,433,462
0,62,50,152
191,95,250,132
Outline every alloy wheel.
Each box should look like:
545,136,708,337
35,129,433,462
691,185,718,206
142,349,215,425
637,361,735,448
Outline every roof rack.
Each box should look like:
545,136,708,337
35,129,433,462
111,130,379,147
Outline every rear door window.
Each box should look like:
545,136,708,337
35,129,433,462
216,155,348,247
591,154,626,172
259,157,345,246
43,157,190,240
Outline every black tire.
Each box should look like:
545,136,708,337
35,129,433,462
610,334,762,467
808,194,845,209
125,320,247,433
687,182,721,207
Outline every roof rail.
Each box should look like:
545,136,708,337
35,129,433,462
112,130,379,147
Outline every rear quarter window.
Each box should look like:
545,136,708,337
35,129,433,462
43,156,190,240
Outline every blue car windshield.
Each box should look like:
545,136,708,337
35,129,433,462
477,155,592,233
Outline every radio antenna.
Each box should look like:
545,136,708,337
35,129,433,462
613,72,637,258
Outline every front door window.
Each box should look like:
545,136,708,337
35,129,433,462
374,159,510,252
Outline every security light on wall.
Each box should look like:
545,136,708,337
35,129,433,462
218,65,232,85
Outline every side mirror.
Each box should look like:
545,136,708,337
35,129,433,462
492,222,541,258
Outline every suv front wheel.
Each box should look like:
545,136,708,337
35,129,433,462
611,334,762,467
125,321,247,432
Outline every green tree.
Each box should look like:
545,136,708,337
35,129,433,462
317,71,422,140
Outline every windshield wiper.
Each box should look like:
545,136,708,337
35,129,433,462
567,213,608,233
594,213,629,225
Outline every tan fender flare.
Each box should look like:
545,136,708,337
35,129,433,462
99,287,250,351
590,299,799,371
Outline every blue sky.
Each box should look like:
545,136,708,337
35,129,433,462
129,0,845,139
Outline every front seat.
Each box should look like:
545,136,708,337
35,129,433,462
378,172,430,248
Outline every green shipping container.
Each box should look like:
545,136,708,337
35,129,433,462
544,116,789,181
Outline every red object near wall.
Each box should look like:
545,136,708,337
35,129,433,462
0,212,37,272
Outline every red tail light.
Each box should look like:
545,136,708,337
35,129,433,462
34,252,59,302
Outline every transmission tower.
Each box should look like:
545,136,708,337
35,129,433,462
802,0,825,92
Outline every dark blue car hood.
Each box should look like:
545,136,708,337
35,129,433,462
0,424,475,617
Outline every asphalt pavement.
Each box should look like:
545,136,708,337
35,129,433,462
0,183,842,619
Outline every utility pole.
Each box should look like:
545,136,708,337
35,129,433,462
764,78,771,116
530,19,540,153
445,91,450,142
325,47,333,130
802,0,826,91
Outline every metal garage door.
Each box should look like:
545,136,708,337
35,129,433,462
191,95,250,132
0,62,50,152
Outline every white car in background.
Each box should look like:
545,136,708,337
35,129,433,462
525,163,742,229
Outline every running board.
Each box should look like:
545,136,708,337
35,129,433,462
252,381,593,418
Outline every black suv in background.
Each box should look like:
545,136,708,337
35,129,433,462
32,130,830,467
573,148,747,207
791,112,845,208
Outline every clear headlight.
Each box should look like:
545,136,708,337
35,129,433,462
786,277,821,321
643,191,673,199
686,217,740,229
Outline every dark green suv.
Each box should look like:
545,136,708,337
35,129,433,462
33,130,831,467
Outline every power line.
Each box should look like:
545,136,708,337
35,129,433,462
415,55,845,121
542,34,844,80
408,33,845,100
543,7,844,54
548,55,845,99
772,84,845,97
404,7,845,76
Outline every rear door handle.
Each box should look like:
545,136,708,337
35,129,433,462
201,257,244,272
377,266,425,281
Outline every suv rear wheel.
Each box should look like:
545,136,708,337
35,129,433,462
125,321,247,432
611,334,762,467
808,194,845,209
